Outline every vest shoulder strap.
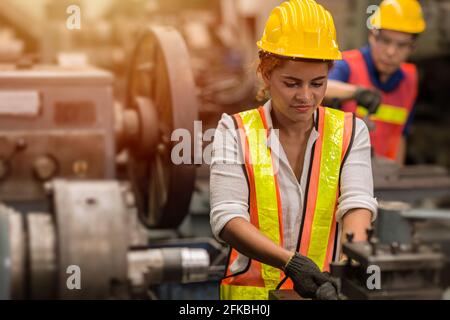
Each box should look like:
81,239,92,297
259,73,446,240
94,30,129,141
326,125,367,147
342,49,363,61
401,62,417,77
342,50,371,86
399,63,419,107
400,63,418,87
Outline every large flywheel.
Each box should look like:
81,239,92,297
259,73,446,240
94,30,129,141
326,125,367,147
125,26,199,229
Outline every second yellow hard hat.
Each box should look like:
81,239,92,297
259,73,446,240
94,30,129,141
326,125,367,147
257,0,342,61
370,0,427,34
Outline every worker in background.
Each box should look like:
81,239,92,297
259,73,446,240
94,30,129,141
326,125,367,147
210,0,377,300
325,0,427,165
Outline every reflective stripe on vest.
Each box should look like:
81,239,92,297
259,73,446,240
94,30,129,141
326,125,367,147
298,107,350,269
341,49,418,160
237,107,283,287
356,104,409,126
220,106,354,300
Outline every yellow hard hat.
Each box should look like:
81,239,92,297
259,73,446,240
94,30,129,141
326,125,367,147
257,0,342,60
370,0,426,34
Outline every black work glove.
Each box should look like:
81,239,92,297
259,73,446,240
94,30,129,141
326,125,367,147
354,87,382,114
316,276,339,300
284,253,339,300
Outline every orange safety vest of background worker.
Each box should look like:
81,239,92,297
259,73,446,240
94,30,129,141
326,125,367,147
325,0,427,163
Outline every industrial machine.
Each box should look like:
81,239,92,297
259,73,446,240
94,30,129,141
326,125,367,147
270,224,446,300
330,228,445,300
0,25,225,299
0,181,210,299
270,201,450,301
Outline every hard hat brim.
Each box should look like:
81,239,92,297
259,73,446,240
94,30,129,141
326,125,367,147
257,42,343,61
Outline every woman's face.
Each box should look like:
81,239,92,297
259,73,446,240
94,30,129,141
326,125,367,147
263,59,329,124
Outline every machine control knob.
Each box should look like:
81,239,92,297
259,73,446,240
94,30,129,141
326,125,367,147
366,227,374,242
346,232,354,243
390,242,400,255
33,155,58,181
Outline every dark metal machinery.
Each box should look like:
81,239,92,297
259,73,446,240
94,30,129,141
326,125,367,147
270,225,446,300
330,229,445,300
0,182,210,299
372,158,450,204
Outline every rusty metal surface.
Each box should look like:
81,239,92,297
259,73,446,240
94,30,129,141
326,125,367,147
0,132,108,201
0,66,117,204
0,65,113,86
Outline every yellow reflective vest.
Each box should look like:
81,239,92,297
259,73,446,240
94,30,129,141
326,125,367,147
220,106,355,300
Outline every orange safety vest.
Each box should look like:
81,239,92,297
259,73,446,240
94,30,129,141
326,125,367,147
220,106,355,300
341,49,418,160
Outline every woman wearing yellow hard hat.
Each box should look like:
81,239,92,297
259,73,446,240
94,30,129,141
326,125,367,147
210,0,377,300
326,0,426,164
